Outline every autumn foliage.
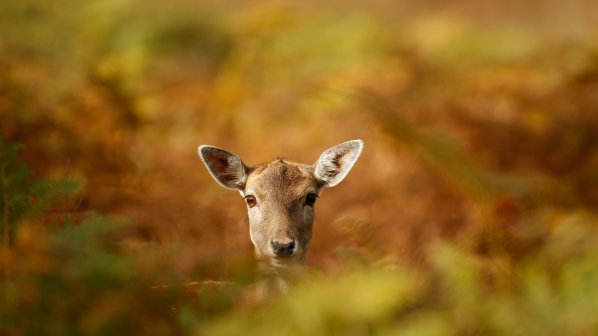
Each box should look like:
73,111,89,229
1,0,598,335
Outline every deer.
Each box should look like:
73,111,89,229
197,140,364,295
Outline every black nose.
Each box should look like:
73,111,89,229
271,240,295,257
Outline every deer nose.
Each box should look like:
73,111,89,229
271,239,296,258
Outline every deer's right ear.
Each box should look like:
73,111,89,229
198,145,248,190
314,139,364,187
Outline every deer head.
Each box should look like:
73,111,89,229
198,140,364,270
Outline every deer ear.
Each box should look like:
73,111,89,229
314,139,364,187
198,145,248,190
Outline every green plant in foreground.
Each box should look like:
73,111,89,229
0,137,79,248
0,215,201,335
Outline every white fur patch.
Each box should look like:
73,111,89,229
314,139,364,187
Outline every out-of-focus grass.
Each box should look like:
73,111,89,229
197,211,598,336
2,206,597,334
1,0,598,334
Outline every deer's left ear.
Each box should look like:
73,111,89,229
314,139,364,187
198,145,248,190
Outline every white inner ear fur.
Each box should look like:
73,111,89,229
198,145,247,190
223,155,246,186
314,139,364,187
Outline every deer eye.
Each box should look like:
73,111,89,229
244,195,257,208
305,193,318,207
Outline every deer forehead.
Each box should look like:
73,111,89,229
244,160,318,203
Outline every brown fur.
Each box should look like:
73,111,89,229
244,160,319,267
198,140,363,294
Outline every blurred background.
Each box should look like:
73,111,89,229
1,0,598,334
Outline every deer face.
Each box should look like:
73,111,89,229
242,160,318,266
198,140,363,269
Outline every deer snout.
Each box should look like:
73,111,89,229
271,239,296,258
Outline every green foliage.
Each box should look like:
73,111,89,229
201,268,423,336
0,137,78,247
0,216,194,336
0,138,195,335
